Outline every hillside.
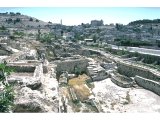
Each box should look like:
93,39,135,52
0,12,50,29
128,19,160,25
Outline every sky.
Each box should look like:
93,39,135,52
0,7,160,26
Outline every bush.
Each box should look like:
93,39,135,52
0,63,14,112
74,66,81,76
0,26,6,30
39,33,55,43
13,18,21,24
36,19,39,22
29,18,33,21
9,35,15,40
16,12,21,15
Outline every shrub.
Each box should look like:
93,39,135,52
36,19,39,22
29,18,33,21
0,26,6,30
0,63,14,112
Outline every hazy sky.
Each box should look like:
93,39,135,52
0,7,160,25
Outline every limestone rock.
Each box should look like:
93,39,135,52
13,87,46,112
8,77,42,90
25,78,42,90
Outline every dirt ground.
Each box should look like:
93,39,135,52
92,78,160,113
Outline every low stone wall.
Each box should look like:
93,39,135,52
7,63,37,73
117,62,160,82
107,47,160,64
8,63,43,90
56,58,89,77
76,49,91,57
5,52,27,63
135,76,160,96
88,49,101,56
111,73,134,88
34,63,43,78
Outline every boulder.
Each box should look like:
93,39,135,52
13,87,46,112
25,78,42,90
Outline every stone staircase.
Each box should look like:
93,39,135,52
87,58,108,81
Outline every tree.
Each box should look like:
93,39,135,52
93,35,97,43
6,18,12,24
74,65,81,76
37,29,41,40
0,26,6,30
36,19,39,22
29,18,33,21
9,12,15,16
9,35,15,40
116,23,123,30
96,28,101,33
61,31,64,36
0,63,14,112
16,12,21,15
14,18,21,24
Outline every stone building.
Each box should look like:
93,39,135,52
91,20,104,27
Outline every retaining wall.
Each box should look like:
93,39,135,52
56,58,89,77
7,63,38,73
111,74,134,88
135,75,160,96
117,62,160,82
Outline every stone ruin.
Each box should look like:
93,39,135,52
87,58,108,81
111,72,135,88
0,39,59,112
54,56,89,78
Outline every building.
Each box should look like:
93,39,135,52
84,39,94,45
63,32,75,40
91,20,104,27
0,30,10,40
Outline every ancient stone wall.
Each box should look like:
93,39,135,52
117,62,160,82
56,58,89,77
135,76,160,96
34,63,43,78
111,74,134,88
4,52,27,63
7,63,37,72
76,49,91,57
108,48,160,64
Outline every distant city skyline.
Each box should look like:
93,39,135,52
0,7,160,25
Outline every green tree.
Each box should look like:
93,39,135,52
96,28,101,33
36,29,41,40
13,18,21,24
29,18,33,21
0,63,14,112
0,26,6,30
93,35,97,43
36,19,39,22
74,66,81,76
16,12,21,15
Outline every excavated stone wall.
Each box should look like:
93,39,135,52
111,73,134,88
135,75,160,96
108,48,160,64
7,63,37,72
56,58,89,77
117,62,160,82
